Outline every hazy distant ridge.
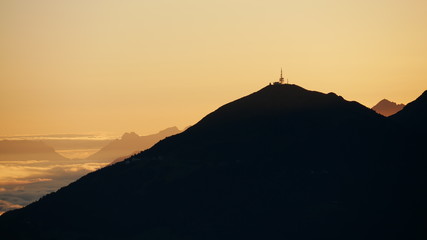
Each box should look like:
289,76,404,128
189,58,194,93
85,127,181,162
0,140,68,161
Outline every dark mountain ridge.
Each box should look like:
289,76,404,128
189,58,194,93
1,84,426,240
391,90,427,133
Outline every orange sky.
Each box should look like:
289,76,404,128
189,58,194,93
1,0,427,136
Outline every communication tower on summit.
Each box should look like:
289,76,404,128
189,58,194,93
279,68,285,84
271,68,288,85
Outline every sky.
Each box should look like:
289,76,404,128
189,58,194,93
1,0,427,136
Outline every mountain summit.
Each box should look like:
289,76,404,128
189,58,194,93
1,84,426,240
372,99,405,116
120,132,140,141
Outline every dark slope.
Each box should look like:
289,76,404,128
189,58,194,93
391,90,427,133
372,99,405,117
1,85,426,240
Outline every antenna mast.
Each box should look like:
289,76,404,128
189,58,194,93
279,68,284,84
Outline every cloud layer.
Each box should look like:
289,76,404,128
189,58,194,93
0,200,23,215
0,158,109,214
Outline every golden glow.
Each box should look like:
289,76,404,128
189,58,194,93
1,0,427,136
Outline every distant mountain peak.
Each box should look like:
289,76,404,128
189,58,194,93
377,99,402,105
158,126,179,134
121,132,139,141
372,99,405,117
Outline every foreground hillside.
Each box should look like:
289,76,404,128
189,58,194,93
1,84,426,240
391,90,427,134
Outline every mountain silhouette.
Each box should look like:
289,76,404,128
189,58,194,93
1,84,426,240
391,90,427,133
371,99,405,116
85,127,181,162
0,140,68,161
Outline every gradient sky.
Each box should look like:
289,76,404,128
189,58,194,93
1,0,427,136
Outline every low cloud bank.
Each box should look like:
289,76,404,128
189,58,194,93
0,200,23,215
0,159,109,214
